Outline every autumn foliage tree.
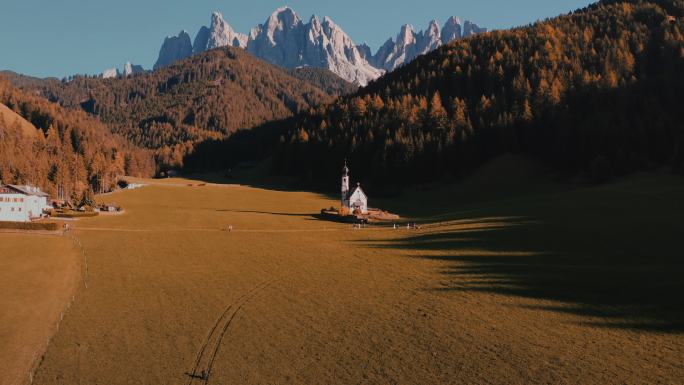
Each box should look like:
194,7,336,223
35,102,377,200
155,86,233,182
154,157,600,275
9,48,341,170
187,0,684,191
0,78,155,201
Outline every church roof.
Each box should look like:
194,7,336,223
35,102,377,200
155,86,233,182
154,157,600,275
346,184,367,200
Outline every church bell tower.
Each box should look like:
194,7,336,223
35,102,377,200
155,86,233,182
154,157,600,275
341,160,350,209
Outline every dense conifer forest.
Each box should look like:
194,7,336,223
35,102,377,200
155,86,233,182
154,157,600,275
286,67,359,96
9,49,344,168
0,79,155,200
185,0,684,192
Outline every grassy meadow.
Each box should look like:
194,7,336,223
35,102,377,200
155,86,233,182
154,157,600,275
0,233,80,385
3,157,682,384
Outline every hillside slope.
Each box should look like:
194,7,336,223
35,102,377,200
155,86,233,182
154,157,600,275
287,67,358,96
0,78,154,199
14,48,339,168
0,102,39,138
186,0,684,190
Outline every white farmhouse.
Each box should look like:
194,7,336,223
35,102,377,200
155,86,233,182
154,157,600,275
0,184,50,222
341,162,368,214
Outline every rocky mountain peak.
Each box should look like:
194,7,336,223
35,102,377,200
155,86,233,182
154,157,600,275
421,20,442,51
211,11,223,26
301,14,383,85
356,43,373,61
123,62,145,77
101,68,120,79
152,8,485,85
371,18,486,71
463,20,487,37
397,24,416,46
206,11,248,49
441,16,463,43
427,20,441,35
192,26,211,55
154,30,192,70
264,6,302,43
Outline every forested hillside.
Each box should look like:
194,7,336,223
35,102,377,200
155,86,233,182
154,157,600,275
0,78,155,200
186,0,684,191
286,67,358,96
13,48,341,168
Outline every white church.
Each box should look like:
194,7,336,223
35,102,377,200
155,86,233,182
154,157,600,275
341,161,368,215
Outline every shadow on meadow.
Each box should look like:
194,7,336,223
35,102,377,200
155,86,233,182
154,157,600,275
216,209,313,217
360,177,684,333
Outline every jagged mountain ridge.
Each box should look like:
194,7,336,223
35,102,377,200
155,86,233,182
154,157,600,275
191,11,249,55
155,31,193,70
154,7,486,85
101,62,146,79
361,17,488,71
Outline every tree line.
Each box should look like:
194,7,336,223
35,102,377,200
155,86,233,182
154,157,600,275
185,0,684,192
17,48,341,170
0,78,155,201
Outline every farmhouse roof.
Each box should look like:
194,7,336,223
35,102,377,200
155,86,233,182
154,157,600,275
4,184,50,197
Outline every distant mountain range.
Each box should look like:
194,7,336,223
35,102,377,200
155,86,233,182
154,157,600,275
153,7,487,85
101,62,145,79
358,17,486,71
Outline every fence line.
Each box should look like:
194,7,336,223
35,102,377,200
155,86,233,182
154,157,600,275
26,228,89,384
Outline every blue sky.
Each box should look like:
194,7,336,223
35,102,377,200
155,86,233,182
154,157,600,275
0,0,593,78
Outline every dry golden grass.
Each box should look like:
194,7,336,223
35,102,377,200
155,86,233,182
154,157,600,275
0,103,39,137
10,170,683,384
0,233,80,385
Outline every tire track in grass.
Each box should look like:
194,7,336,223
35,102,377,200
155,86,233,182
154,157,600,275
184,279,276,385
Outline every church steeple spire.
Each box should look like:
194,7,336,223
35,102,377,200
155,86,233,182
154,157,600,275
341,159,350,208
